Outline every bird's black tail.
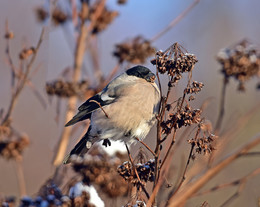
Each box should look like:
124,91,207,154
63,127,95,164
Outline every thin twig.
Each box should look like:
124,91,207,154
1,28,45,126
135,137,156,156
14,159,27,197
167,133,260,207
208,103,260,166
150,0,200,42
214,77,228,134
89,100,109,118
193,167,260,198
125,143,150,200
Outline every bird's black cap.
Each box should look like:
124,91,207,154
126,65,155,82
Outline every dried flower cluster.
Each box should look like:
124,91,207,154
71,145,129,197
185,81,204,94
161,105,201,135
113,36,155,64
151,43,198,84
217,40,260,91
89,4,119,34
0,135,29,160
0,126,11,136
1,183,97,207
4,31,14,39
117,0,128,4
188,133,216,155
35,7,68,25
117,159,155,185
125,200,147,207
19,47,36,60
52,8,68,25
46,80,89,98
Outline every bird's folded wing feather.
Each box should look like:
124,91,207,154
65,91,116,126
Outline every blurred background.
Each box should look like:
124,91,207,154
0,0,260,206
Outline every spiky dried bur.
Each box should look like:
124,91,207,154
46,80,92,98
71,145,129,198
217,39,260,91
113,36,155,64
117,159,155,186
151,43,198,84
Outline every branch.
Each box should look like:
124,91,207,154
1,28,45,126
150,0,200,42
214,77,228,134
125,143,150,200
52,2,89,166
167,133,260,207
193,167,260,198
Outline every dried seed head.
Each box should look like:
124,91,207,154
188,133,217,155
113,36,155,64
161,106,202,135
45,80,90,98
117,159,155,185
217,40,260,91
4,31,14,39
151,43,198,84
35,7,49,22
89,5,118,34
117,0,128,4
71,144,128,197
52,8,68,25
185,81,204,94
0,135,30,161
19,47,36,60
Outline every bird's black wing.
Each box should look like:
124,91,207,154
65,91,115,127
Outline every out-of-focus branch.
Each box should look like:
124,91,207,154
150,0,200,42
214,77,228,134
52,2,89,166
53,0,107,165
15,160,27,196
167,133,260,207
1,27,45,127
220,167,260,207
193,167,260,198
208,103,260,166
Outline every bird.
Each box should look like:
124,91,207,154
63,65,160,164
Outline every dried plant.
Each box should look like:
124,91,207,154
1,1,260,207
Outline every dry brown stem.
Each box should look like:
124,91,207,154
214,77,228,134
194,167,260,198
150,0,200,42
167,133,260,207
52,0,108,166
52,2,89,166
1,27,45,127
125,143,150,200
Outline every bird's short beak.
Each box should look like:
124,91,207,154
150,75,156,83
